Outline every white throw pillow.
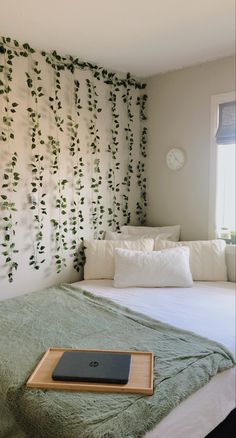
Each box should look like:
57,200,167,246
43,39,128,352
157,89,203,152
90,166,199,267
120,225,181,242
84,239,154,280
154,239,227,281
114,247,193,288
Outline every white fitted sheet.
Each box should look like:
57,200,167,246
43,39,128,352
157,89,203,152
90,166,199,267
75,279,236,438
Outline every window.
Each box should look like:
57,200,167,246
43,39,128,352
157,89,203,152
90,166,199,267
217,143,235,232
209,93,236,241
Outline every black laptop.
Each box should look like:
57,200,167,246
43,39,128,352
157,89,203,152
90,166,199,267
52,351,131,384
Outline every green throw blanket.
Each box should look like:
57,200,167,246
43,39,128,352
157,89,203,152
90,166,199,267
0,284,234,438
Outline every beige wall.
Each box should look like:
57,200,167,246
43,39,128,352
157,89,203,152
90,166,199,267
146,56,235,240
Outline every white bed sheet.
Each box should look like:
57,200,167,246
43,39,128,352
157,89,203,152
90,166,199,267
75,279,236,438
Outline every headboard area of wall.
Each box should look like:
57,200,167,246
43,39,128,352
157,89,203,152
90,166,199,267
0,36,147,297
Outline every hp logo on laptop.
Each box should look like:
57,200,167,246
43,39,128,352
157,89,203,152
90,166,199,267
89,361,99,367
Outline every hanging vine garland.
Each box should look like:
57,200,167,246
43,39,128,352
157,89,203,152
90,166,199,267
0,41,20,282
86,77,104,239
68,79,85,271
0,38,34,141
0,36,147,284
49,71,64,132
0,44,18,142
136,93,148,224
49,67,69,273
51,178,69,273
122,78,134,225
107,82,121,230
136,160,146,224
41,48,146,91
0,153,20,282
26,58,47,270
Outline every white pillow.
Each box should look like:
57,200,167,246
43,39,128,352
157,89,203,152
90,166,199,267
120,225,181,242
105,230,148,241
84,239,154,280
105,230,128,240
154,239,227,281
114,247,193,288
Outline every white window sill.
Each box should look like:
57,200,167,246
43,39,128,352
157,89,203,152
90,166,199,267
226,244,236,254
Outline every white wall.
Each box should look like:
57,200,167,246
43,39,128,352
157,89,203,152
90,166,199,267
146,56,235,240
0,39,146,300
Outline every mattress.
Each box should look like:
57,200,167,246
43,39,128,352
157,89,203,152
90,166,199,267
76,279,236,438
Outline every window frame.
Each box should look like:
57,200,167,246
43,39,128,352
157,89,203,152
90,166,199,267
209,91,236,239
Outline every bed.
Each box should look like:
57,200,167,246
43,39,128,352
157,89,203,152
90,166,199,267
0,279,235,437
78,279,236,438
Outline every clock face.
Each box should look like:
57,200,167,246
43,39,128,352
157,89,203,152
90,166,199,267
166,148,185,171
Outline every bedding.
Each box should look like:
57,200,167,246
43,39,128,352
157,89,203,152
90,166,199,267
78,279,236,438
84,238,154,279
105,231,153,240
105,230,179,242
154,239,227,281
114,247,193,288
120,224,181,241
0,282,234,438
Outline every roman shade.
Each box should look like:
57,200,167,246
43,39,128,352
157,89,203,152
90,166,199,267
216,101,236,145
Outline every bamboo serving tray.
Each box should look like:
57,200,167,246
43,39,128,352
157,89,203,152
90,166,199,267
26,348,154,395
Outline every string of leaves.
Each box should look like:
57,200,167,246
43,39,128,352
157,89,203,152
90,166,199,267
48,67,64,176
68,79,85,271
51,179,68,274
1,153,20,282
122,78,134,225
0,41,20,282
41,47,145,90
136,93,148,224
107,84,121,230
0,37,34,142
49,67,68,273
26,59,47,270
86,78,104,238
0,44,19,141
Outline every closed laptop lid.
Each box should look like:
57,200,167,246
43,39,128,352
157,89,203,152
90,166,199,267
52,351,131,384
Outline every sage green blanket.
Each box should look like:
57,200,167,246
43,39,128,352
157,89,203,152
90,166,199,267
0,284,234,438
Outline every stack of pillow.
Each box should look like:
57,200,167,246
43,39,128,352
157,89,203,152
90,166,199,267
83,225,228,288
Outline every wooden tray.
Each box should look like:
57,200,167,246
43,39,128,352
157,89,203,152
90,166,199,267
26,348,154,395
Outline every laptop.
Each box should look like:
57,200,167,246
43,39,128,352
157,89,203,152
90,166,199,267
52,351,131,384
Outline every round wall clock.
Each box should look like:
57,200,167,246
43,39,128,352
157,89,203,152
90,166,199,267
166,147,186,171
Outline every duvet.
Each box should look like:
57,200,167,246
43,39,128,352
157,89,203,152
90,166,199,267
0,284,234,438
